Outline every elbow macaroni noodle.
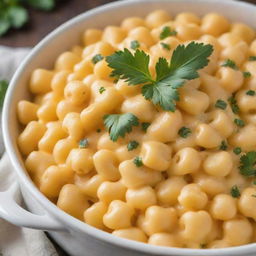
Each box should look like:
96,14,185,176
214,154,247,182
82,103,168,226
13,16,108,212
17,10,256,249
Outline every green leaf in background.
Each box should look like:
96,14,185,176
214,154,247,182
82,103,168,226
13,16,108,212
0,80,8,108
0,18,11,36
7,6,28,28
27,0,55,11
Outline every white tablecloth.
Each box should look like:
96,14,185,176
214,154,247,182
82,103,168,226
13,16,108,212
0,46,58,256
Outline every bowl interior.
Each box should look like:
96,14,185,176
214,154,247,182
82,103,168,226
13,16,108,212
3,0,256,255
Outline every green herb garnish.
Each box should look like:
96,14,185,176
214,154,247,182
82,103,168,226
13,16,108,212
133,156,143,167
160,42,171,51
233,147,242,155
234,118,245,127
92,54,104,64
215,99,227,110
228,95,239,114
219,140,228,150
160,26,177,40
96,128,101,133
141,122,150,132
221,59,238,70
230,185,241,198
127,140,139,151
249,56,256,61
130,40,140,50
178,127,192,138
243,71,251,78
106,42,213,111
239,151,256,177
103,113,139,141
79,138,89,148
0,0,55,36
99,87,106,94
246,90,255,96
0,80,8,107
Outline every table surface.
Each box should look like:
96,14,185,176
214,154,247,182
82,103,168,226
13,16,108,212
1,0,255,255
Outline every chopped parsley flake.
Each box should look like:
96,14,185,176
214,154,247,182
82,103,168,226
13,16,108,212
127,140,139,151
160,26,177,40
239,151,256,177
92,54,104,64
234,118,245,127
219,140,228,151
96,128,101,133
79,138,89,148
249,56,256,61
133,156,143,167
130,40,140,50
246,90,255,96
178,127,192,138
221,59,238,70
233,147,242,155
228,95,239,114
215,99,227,110
230,185,241,198
243,71,251,78
160,42,171,51
141,122,151,132
99,87,106,94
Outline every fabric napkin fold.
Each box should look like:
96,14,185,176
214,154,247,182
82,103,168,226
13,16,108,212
0,46,58,256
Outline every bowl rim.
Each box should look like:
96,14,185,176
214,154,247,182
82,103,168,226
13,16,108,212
3,0,256,255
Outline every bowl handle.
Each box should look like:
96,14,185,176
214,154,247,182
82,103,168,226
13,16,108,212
0,182,67,232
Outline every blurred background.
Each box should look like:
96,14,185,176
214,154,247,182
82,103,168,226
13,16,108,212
0,0,117,47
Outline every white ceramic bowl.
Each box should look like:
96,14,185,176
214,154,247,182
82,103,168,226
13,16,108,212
1,0,256,255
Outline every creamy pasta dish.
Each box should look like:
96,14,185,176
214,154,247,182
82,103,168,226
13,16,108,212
17,10,256,249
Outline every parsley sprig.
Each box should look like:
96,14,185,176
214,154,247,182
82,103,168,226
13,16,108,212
106,42,213,111
103,113,139,141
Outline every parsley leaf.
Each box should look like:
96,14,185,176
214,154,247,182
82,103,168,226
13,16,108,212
141,122,150,132
0,80,8,107
215,99,227,110
161,42,171,51
160,26,177,40
106,42,213,111
92,54,104,64
230,185,241,198
127,141,139,151
133,156,143,167
246,90,255,96
79,138,89,148
249,56,256,61
178,127,191,138
239,151,256,177
106,48,153,85
221,59,238,70
104,113,139,141
99,87,105,94
130,40,140,50
233,147,242,155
